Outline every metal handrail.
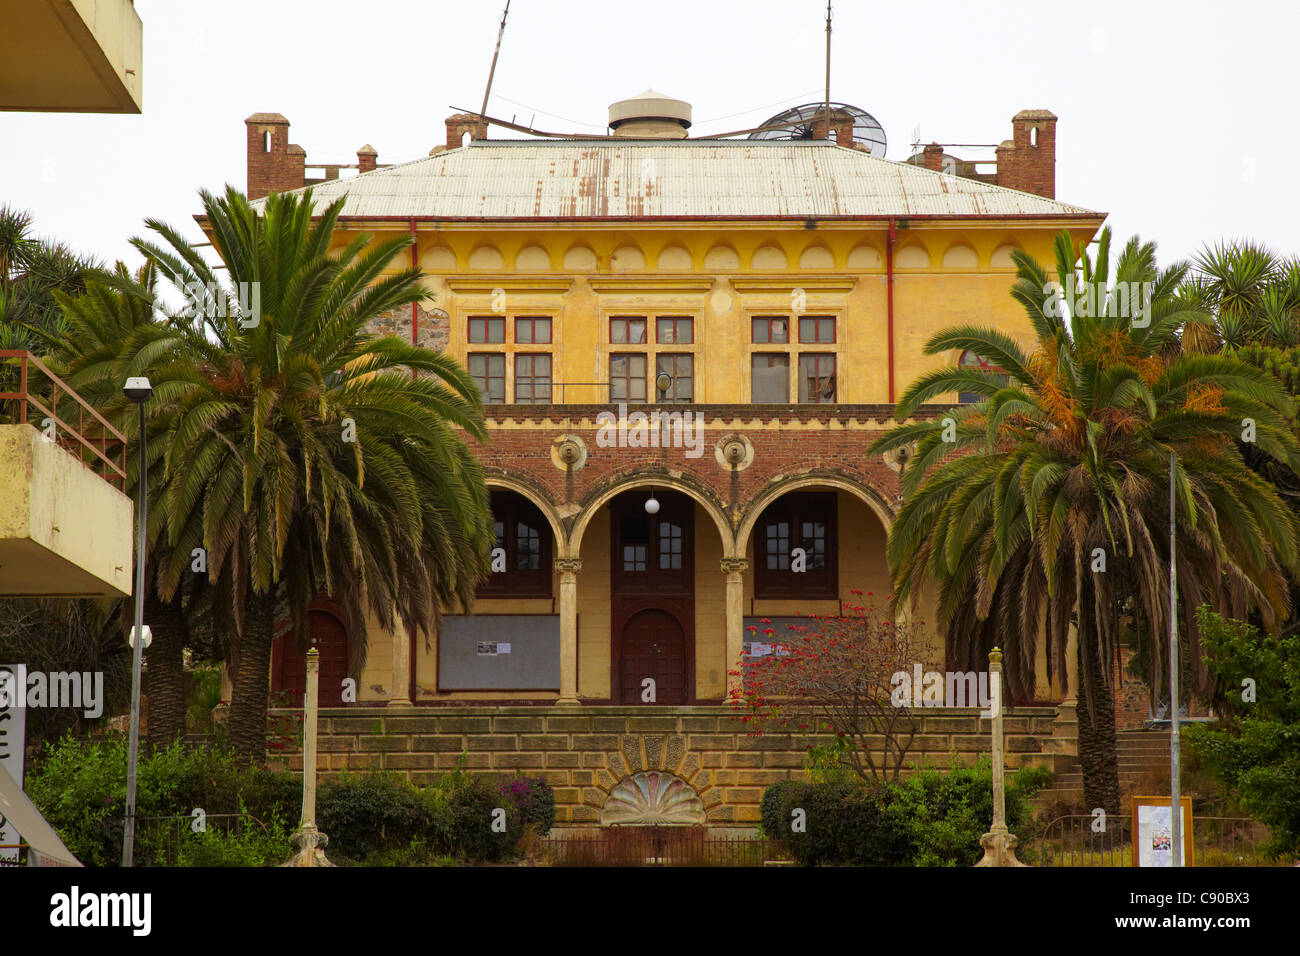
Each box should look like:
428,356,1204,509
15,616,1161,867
0,350,128,490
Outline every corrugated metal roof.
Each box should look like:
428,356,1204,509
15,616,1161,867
258,140,1100,220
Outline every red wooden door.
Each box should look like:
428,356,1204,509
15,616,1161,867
273,609,350,707
619,608,687,705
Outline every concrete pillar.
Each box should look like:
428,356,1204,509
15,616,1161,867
1064,620,1079,704
389,618,412,707
976,647,1025,866
285,648,333,866
722,557,748,700
556,557,582,705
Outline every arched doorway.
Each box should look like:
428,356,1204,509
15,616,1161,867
618,609,688,705
609,489,694,704
271,606,351,707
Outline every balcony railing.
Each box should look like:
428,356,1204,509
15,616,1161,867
0,350,128,491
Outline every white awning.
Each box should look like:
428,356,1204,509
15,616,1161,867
0,763,81,867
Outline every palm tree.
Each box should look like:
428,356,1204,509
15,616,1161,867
50,263,205,747
871,228,1300,814
130,187,493,763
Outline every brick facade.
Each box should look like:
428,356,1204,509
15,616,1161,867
276,704,1061,826
473,404,945,525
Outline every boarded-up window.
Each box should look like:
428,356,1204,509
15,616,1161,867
752,353,789,403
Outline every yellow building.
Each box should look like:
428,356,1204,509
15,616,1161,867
242,94,1104,822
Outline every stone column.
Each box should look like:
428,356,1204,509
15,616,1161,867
285,649,333,866
389,617,413,707
977,647,1025,867
556,557,582,706
722,557,748,701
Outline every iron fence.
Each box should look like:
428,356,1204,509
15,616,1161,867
86,813,273,867
1032,814,1275,867
542,825,787,867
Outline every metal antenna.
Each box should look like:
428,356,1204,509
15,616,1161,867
479,1,512,131
823,2,832,140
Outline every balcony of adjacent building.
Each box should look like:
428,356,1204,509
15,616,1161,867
1,0,143,113
0,351,134,597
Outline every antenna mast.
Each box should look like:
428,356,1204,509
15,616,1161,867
823,1,832,140
479,0,512,130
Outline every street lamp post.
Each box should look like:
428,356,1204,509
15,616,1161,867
1169,449,1182,867
122,376,152,868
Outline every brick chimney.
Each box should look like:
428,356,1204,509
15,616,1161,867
922,142,944,172
445,113,486,149
995,109,1057,199
810,108,855,145
245,113,307,199
357,144,377,173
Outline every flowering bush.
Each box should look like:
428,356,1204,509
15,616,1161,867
499,776,556,835
730,591,923,782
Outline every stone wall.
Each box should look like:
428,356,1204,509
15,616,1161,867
366,304,449,353
274,704,1064,826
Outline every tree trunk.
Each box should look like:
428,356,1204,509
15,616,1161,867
227,591,275,765
1076,635,1121,819
142,591,188,749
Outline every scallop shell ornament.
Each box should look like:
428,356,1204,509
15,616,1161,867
600,771,706,825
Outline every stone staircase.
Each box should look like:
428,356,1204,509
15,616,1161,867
1033,728,1178,810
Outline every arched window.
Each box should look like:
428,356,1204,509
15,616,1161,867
478,491,553,597
958,351,1008,404
754,492,837,599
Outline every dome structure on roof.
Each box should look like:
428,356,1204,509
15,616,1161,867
608,89,692,139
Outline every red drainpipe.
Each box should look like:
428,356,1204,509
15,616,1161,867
409,218,419,346
887,217,896,404
408,217,419,701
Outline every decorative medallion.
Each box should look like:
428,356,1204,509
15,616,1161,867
600,771,706,826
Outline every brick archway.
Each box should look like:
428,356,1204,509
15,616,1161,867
484,474,567,554
567,472,734,560
734,471,896,558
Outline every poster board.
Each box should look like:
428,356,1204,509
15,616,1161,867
1131,795,1194,867
437,615,560,690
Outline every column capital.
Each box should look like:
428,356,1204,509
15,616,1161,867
720,557,749,575
556,557,583,574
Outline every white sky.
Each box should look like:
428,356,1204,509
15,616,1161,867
4,0,1298,270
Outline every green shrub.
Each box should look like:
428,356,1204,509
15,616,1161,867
887,758,1048,866
760,780,805,838
760,758,1050,866
1186,607,1300,858
443,778,522,863
24,734,300,866
317,771,431,863
175,809,293,866
26,735,550,866
761,780,909,866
